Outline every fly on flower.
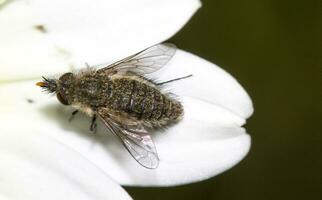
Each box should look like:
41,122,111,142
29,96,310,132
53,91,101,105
36,43,191,169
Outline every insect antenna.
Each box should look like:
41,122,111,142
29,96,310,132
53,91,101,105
36,76,57,93
42,76,49,82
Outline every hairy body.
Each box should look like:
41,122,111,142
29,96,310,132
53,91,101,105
67,70,183,128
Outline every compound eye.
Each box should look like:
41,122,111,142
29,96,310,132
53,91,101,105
56,92,70,105
59,72,74,85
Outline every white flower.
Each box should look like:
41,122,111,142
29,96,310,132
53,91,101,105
0,0,253,199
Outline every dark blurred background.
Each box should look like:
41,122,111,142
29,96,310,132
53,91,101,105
126,0,321,199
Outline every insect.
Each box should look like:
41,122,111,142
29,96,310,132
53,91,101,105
36,43,191,169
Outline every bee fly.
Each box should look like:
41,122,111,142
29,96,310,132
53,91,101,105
36,43,191,169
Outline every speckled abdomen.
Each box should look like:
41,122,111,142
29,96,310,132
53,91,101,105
107,78,183,124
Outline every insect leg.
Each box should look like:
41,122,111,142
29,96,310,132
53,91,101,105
90,114,97,133
157,74,193,85
69,110,79,122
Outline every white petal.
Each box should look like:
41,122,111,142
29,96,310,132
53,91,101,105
0,0,7,6
0,120,132,200
0,50,252,186
0,0,201,81
150,50,254,119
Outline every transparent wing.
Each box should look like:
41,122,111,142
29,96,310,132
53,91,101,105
97,112,159,169
97,43,176,75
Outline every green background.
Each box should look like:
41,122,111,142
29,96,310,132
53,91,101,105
126,0,321,199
